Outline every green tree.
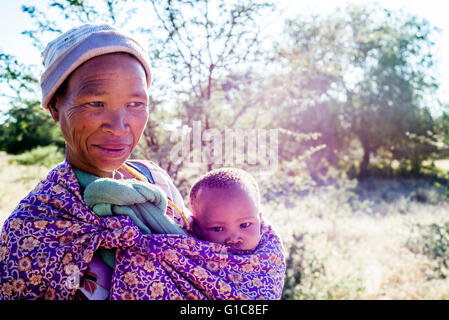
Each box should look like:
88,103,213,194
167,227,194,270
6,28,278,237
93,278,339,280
279,5,440,177
0,52,64,154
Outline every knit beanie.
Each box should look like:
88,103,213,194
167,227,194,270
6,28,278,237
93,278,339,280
40,23,151,110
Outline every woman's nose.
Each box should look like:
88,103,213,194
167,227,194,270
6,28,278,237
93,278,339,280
102,110,129,134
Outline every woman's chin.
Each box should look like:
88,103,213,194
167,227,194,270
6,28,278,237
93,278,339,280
80,157,130,177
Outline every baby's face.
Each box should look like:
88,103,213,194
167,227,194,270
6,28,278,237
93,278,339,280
192,187,261,251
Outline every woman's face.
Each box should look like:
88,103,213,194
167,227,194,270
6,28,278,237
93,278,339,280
50,53,149,177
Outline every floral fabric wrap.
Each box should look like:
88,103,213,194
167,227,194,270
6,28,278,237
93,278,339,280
0,161,285,300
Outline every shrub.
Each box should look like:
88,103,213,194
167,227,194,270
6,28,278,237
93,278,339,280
281,233,306,299
12,145,64,167
281,233,328,300
407,221,449,279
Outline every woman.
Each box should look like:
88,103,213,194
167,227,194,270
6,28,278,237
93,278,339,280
0,24,285,300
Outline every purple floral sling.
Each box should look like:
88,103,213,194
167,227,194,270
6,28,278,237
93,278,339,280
0,161,285,300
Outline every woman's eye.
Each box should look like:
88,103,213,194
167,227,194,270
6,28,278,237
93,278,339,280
240,222,251,229
87,101,104,107
128,102,147,108
212,227,223,232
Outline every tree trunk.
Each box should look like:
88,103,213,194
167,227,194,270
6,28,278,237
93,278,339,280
359,142,371,178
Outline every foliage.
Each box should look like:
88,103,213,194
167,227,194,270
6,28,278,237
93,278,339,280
12,144,65,167
0,52,64,154
0,102,64,154
278,4,442,177
0,52,38,96
142,0,278,174
281,233,329,300
407,221,449,279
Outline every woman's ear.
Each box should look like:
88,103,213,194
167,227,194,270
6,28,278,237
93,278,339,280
48,79,68,121
48,103,59,122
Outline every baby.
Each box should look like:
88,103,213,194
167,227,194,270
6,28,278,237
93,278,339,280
189,168,262,251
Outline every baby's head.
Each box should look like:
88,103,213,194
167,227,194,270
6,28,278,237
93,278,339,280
189,168,262,251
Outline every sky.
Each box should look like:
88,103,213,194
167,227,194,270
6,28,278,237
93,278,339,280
1,0,449,107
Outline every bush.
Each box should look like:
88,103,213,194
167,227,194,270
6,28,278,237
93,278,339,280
407,221,449,279
281,233,306,299
12,145,64,167
281,233,327,300
0,102,65,155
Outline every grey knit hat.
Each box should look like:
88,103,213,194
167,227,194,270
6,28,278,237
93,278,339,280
40,23,151,109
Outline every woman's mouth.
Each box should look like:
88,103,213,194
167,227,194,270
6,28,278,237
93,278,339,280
92,144,130,158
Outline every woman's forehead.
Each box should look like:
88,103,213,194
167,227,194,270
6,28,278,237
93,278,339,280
72,53,146,78
67,53,148,92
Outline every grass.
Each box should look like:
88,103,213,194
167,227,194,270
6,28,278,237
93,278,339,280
1,150,449,299
0,151,54,227
264,179,449,299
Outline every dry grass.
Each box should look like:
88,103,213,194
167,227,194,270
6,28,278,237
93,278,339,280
264,181,449,299
0,151,50,227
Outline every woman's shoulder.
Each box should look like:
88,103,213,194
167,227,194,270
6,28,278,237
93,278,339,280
127,159,172,182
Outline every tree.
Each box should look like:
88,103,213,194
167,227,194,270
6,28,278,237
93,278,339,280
141,0,276,172
279,4,441,177
0,52,64,154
